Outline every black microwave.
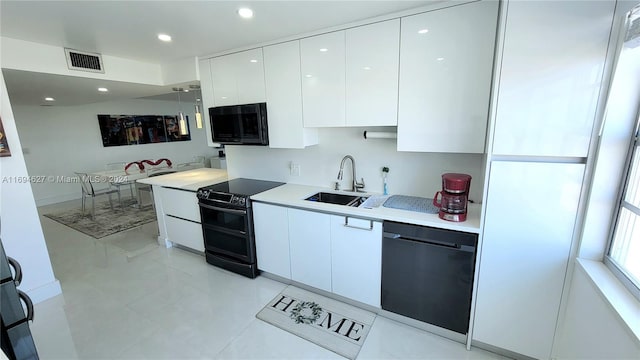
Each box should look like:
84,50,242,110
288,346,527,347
209,103,269,145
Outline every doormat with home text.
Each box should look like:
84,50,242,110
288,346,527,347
256,286,375,359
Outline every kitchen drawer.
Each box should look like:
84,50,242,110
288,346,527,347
159,187,200,222
165,216,205,252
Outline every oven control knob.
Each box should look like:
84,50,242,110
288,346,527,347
239,198,246,206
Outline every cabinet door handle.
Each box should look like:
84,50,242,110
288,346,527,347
199,202,247,215
17,290,34,322
343,217,373,231
7,257,22,286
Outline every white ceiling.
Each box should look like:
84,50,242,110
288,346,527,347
1,1,435,107
2,69,198,107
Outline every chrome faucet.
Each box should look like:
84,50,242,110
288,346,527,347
337,155,365,192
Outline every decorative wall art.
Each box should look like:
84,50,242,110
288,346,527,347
97,114,191,147
0,116,12,157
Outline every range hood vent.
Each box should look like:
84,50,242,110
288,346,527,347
64,48,104,73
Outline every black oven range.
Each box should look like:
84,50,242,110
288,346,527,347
196,178,284,278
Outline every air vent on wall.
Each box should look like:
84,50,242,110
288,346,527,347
64,48,104,73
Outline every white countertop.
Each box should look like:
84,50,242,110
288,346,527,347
251,183,481,234
136,168,228,191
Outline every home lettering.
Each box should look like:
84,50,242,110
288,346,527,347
271,295,297,312
317,312,364,341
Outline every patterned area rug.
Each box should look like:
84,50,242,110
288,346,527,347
44,199,157,239
257,286,375,359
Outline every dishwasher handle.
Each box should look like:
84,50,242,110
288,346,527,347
344,217,374,231
383,232,475,252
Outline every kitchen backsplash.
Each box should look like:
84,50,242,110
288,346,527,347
225,127,485,202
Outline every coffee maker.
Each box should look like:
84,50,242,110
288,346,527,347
433,173,472,222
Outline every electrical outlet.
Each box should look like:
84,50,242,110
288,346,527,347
290,162,301,176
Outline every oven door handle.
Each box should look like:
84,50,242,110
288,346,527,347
199,202,247,215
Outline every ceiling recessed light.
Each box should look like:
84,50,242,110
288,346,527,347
250,59,258,63
418,29,429,34
98,87,108,92
319,48,328,52
238,8,253,19
221,96,228,99
157,34,172,42
44,97,55,101
305,74,313,78
436,57,445,61
363,66,372,70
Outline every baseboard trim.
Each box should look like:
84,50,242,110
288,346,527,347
24,279,62,304
35,193,79,207
471,340,535,360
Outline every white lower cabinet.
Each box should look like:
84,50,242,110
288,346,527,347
165,216,204,252
330,215,382,307
157,187,204,251
288,208,332,292
158,187,200,222
253,203,383,307
473,161,584,359
253,203,291,279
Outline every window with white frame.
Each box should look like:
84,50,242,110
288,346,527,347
607,117,640,297
605,5,640,299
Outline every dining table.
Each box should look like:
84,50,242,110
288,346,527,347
87,163,205,206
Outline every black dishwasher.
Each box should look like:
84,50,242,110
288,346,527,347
381,221,478,334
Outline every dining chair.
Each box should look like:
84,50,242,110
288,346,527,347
75,172,120,219
106,162,135,203
137,169,176,210
175,156,206,170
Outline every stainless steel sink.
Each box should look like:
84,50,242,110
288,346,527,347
305,192,369,207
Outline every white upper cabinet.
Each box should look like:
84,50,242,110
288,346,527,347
210,48,266,106
235,48,267,104
263,40,318,148
397,1,498,153
198,58,217,147
210,54,239,106
491,1,615,157
346,19,400,126
301,31,346,127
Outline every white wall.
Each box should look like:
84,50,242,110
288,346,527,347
0,71,61,302
554,261,640,359
226,127,485,201
12,98,216,205
162,56,198,86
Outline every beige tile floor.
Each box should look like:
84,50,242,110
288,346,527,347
31,200,508,359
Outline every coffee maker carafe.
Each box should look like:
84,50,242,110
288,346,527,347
433,173,472,222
